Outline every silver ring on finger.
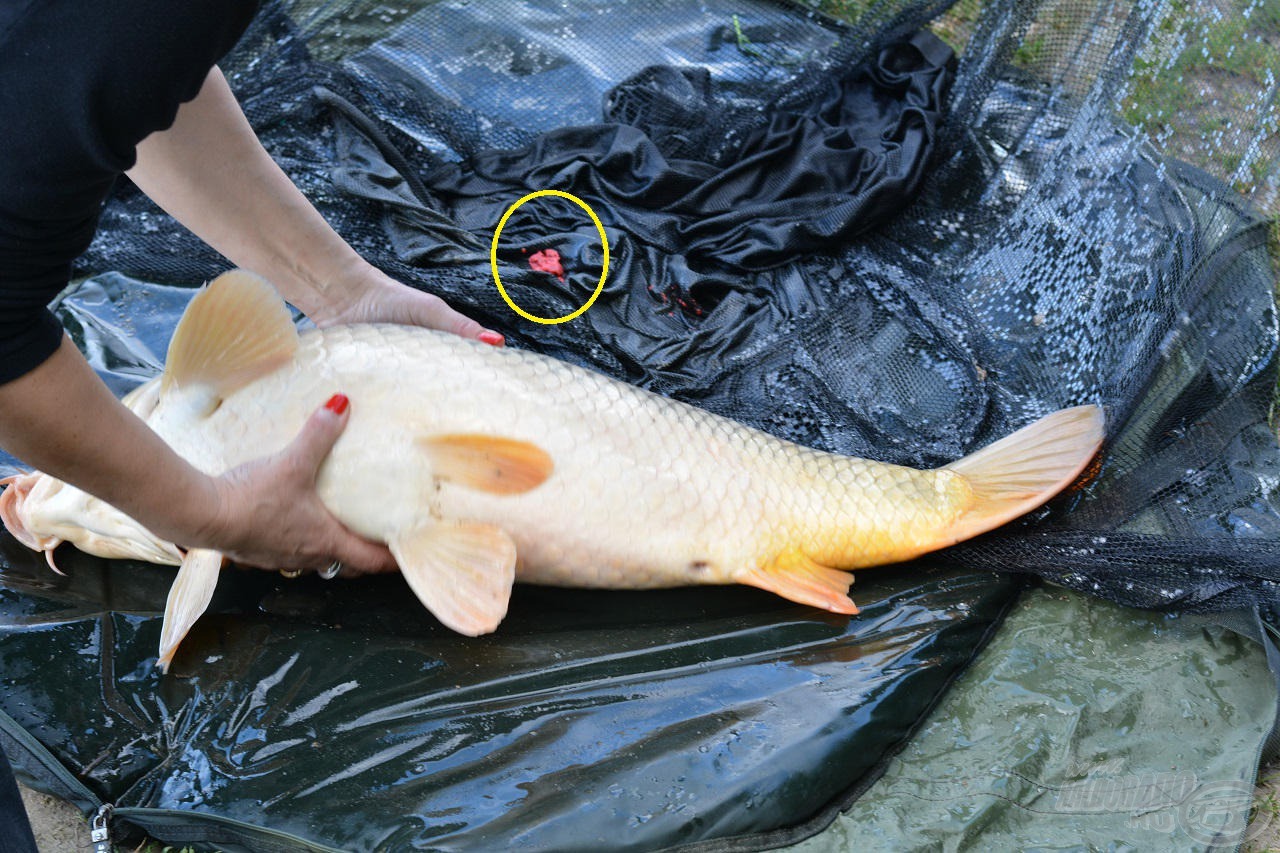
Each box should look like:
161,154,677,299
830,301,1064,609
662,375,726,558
279,567,303,580
319,560,343,580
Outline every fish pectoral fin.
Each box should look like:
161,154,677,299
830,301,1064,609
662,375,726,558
390,520,516,635
418,434,553,495
739,549,858,615
157,548,225,673
161,269,299,404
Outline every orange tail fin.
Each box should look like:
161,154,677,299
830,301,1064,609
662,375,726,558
941,404,1105,545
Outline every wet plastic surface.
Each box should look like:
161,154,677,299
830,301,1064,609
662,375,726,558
797,589,1276,852
0,276,1027,851
1,0,1279,849
0,515,1016,850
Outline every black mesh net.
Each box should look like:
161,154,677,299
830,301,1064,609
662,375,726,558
7,0,1278,848
81,0,1280,618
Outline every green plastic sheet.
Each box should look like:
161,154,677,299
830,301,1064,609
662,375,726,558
794,589,1276,852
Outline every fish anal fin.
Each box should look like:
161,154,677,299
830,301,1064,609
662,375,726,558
390,521,516,635
162,269,298,401
739,549,858,615
157,548,224,673
940,404,1105,545
419,434,553,495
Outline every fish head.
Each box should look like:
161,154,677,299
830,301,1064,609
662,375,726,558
0,471,61,555
0,470,184,569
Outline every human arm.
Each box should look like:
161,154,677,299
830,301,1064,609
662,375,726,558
126,66,502,341
0,5,405,577
0,338,396,574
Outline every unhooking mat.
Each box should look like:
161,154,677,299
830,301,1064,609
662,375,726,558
2,0,1280,849
795,589,1277,853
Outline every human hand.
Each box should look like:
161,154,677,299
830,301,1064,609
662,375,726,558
316,264,504,346
195,394,398,577
127,68,504,349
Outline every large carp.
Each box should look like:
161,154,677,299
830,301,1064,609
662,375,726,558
0,271,1103,669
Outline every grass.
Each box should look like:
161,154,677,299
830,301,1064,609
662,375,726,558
812,1,1280,262
1271,214,1280,278
814,1,1278,844
1248,767,1280,851
1122,0,1280,219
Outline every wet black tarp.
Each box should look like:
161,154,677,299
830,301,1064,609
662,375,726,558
0,391,1018,847
2,0,1280,849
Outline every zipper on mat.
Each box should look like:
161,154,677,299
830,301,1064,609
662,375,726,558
0,710,125,849
0,708,103,812
90,803,114,853
1,707,344,851
113,806,350,853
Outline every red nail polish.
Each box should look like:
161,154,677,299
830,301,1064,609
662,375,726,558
325,393,350,415
479,331,505,347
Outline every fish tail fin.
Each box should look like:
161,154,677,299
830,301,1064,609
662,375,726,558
942,404,1105,544
739,548,859,615
157,548,224,673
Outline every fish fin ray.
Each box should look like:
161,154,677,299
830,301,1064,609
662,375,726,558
162,269,298,400
740,549,858,615
157,548,224,673
0,474,34,550
941,404,1105,544
390,521,516,635
419,434,553,495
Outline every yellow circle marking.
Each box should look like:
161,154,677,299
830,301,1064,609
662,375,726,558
490,190,609,325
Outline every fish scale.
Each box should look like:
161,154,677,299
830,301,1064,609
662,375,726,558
0,271,1104,668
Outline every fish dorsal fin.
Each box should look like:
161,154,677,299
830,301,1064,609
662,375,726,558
390,520,516,635
162,269,298,399
419,434,553,495
157,547,225,673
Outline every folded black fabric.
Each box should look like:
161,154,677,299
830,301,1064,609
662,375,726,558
428,30,954,274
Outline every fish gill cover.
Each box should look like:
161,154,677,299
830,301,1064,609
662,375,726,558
0,0,1278,849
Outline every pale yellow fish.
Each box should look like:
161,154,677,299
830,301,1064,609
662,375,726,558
0,270,1104,670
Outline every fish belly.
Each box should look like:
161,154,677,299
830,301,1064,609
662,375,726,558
161,324,958,591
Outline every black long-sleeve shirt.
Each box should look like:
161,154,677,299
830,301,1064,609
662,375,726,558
0,0,259,383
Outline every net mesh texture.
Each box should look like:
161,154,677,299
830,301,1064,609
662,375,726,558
79,0,1280,622
1,0,1269,848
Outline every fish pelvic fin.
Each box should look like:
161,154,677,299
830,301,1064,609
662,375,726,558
419,434,553,495
390,520,516,635
157,548,225,673
739,549,858,615
162,269,298,403
940,404,1105,545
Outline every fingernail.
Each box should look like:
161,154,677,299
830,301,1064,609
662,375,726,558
324,393,350,415
479,331,505,347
